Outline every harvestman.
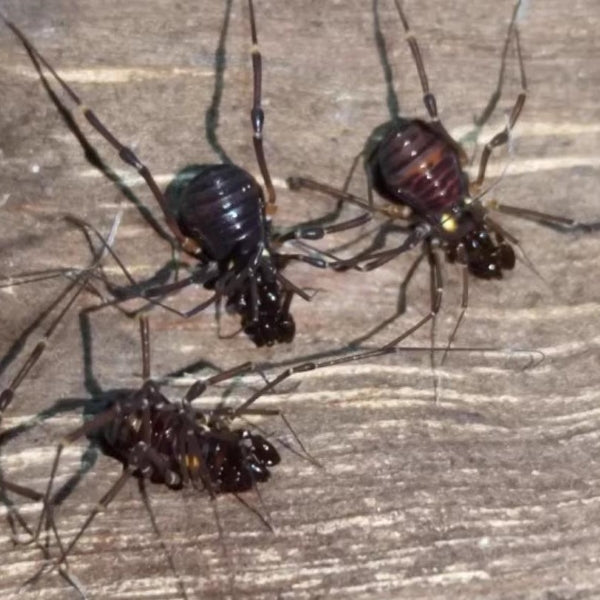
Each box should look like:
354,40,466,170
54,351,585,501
289,0,599,356
0,2,365,348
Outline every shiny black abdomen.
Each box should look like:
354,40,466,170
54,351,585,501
369,119,468,218
167,163,265,262
166,164,294,347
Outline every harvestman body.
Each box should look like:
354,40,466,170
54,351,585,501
290,0,600,352
1,2,364,348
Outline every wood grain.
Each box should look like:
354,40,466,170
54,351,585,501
1,1,599,598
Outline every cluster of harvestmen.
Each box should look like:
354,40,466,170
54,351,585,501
1,0,597,596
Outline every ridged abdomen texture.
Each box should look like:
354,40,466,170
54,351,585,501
372,120,467,216
175,164,264,261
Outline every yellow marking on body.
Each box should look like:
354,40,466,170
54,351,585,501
440,214,458,232
181,237,201,255
185,454,200,470
382,205,408,219
251,44,260,54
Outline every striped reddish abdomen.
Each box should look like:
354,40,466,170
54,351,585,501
369,119,468,218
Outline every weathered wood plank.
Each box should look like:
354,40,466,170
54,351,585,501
1,1,599,598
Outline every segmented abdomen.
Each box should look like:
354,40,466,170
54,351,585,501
168,163,265,261
371,119,467,216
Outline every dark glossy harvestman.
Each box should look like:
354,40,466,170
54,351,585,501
1,1,365,348
289,0,600,357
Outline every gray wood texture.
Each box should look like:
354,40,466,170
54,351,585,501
1,0,599,598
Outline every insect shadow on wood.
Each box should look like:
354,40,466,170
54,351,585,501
0,242,123,596
0,209,127,593
288,0,600,364
1,1,369,348
0,210,124,421
0,479,88,597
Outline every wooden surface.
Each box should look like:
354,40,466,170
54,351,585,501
1,1,600,598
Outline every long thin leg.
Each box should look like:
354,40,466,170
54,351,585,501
325,221,410,259
382,241,444,350
392,0,438,120
183,362,254,405
426,244,443,401
0,278,86,415
274,252,328,270
208,495,238,599
276,150,367,242
488,202,600,233
0,209,122,417
1,15,200,256
233,491,274,531
6,11,173,247
273,212,373,244
288,178,429,271
0,479,87,597
1,478,58,552
139,317,152,382
426,243,441,362
231,335,543,420
346,249,425,347
205,0,234,165
288,176,408,221
84,270,220,321
57,469,132,566
0,273,82,381
64,214,229,319
232,345,498,423
303,135,393,256
473,26,527,190
350,223,430,271
441,250,469,366
138,479,189,600
0,267,86,289
247,0,276,214
35,398,126,541
474,0,524,128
